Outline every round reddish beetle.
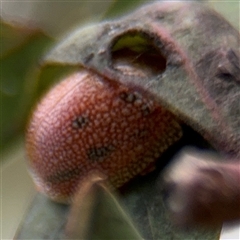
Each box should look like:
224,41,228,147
26,70,182,203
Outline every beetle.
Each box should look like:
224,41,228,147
26,69,182,203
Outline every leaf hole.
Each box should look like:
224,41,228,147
111,31,167,77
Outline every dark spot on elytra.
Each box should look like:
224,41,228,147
119,91,139,103
119,91,154,116
141,104,152,116
87,145,115,161
132,128,148,140
72,115,89,129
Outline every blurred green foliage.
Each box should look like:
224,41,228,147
1,22,53,152
104,0,150,18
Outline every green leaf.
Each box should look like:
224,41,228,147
15,182,143,240
14,194,68,239
65,181,143,240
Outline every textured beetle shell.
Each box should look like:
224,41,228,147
26,70,182,202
